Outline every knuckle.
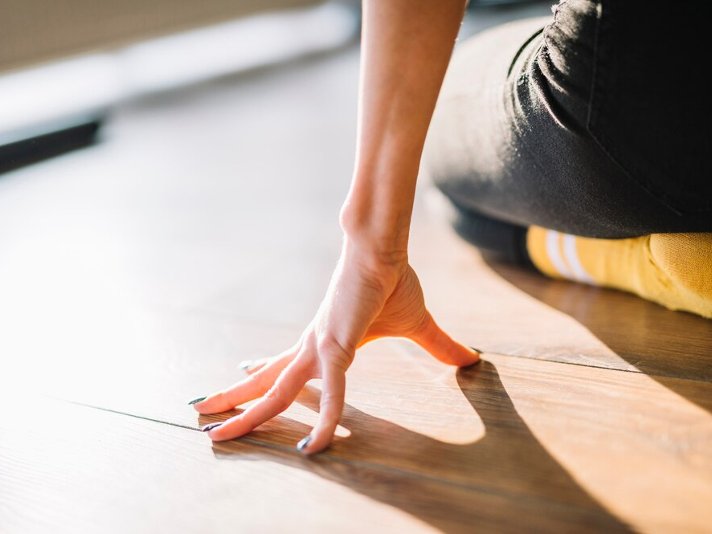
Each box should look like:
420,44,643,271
316,336,354,371
249,372,267,389
328,350,353,373
294,362,318,381
256,368,283,391
290,348,318,377
265,386,290,412
214,390,229,406
315,333,338,354
320,391,343,411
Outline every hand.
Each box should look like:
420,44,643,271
191,238,480,454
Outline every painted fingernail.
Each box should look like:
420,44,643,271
188,396,207,405
201,422,222,432
238,360,253,371
296,435,312,453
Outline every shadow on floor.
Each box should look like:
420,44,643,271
483,257,712,414
204,361,630,532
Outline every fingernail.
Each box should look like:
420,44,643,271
201,422,222,432
188,396,207,405
296,435,312,452
238,360,253,371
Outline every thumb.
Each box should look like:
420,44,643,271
412,313,481,367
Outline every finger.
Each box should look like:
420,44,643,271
239,338,304,374
297,359,346,455
207,356,313,441
193,351,296,415
239,356,277,375
412,313,480,367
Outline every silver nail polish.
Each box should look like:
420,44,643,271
296,435,312,452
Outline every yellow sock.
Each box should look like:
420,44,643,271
526,226,712,319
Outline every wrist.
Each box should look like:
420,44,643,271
339,200,410,267
338,234,408,295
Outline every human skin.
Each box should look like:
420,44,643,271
192,0,480,454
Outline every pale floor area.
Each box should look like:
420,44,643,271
2,10,712,533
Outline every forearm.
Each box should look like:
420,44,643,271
340,0,467,258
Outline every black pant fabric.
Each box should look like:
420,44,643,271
425,0,712,260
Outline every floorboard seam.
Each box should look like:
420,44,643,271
59,398,613,516
158,306,712,382
487,351,712,384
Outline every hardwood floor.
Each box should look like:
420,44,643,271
2,19,711,533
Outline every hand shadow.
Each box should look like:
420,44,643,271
483,257,712,414
200,360,630,532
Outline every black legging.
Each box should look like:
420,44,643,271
424,0,712,262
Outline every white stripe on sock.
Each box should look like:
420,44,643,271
546,230,572,278
562,233,596,284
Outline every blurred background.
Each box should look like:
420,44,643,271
0,0,550,396
0,0,551,173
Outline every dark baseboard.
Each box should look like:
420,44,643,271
0,119,103,175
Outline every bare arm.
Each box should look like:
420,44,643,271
193,0,478,455
341,0,468,257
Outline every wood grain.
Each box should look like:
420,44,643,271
5,345,711,532
2,395,628,533
0,400,439,534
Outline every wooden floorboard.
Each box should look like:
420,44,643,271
1,397,635,534
5,343,711,532
0,400,442,534
38,339,712,533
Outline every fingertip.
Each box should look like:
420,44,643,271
192,399,219,415
207,429,223,441
191,392,232,415
297,427,336,455
193,400,215,415
448,343,481,367
188,396,207,406
297,437,331,456
207,424,231,442
240,356,279,375
459,346,481,367
296,435,313,454
199,421,229,441
438,340,482,367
